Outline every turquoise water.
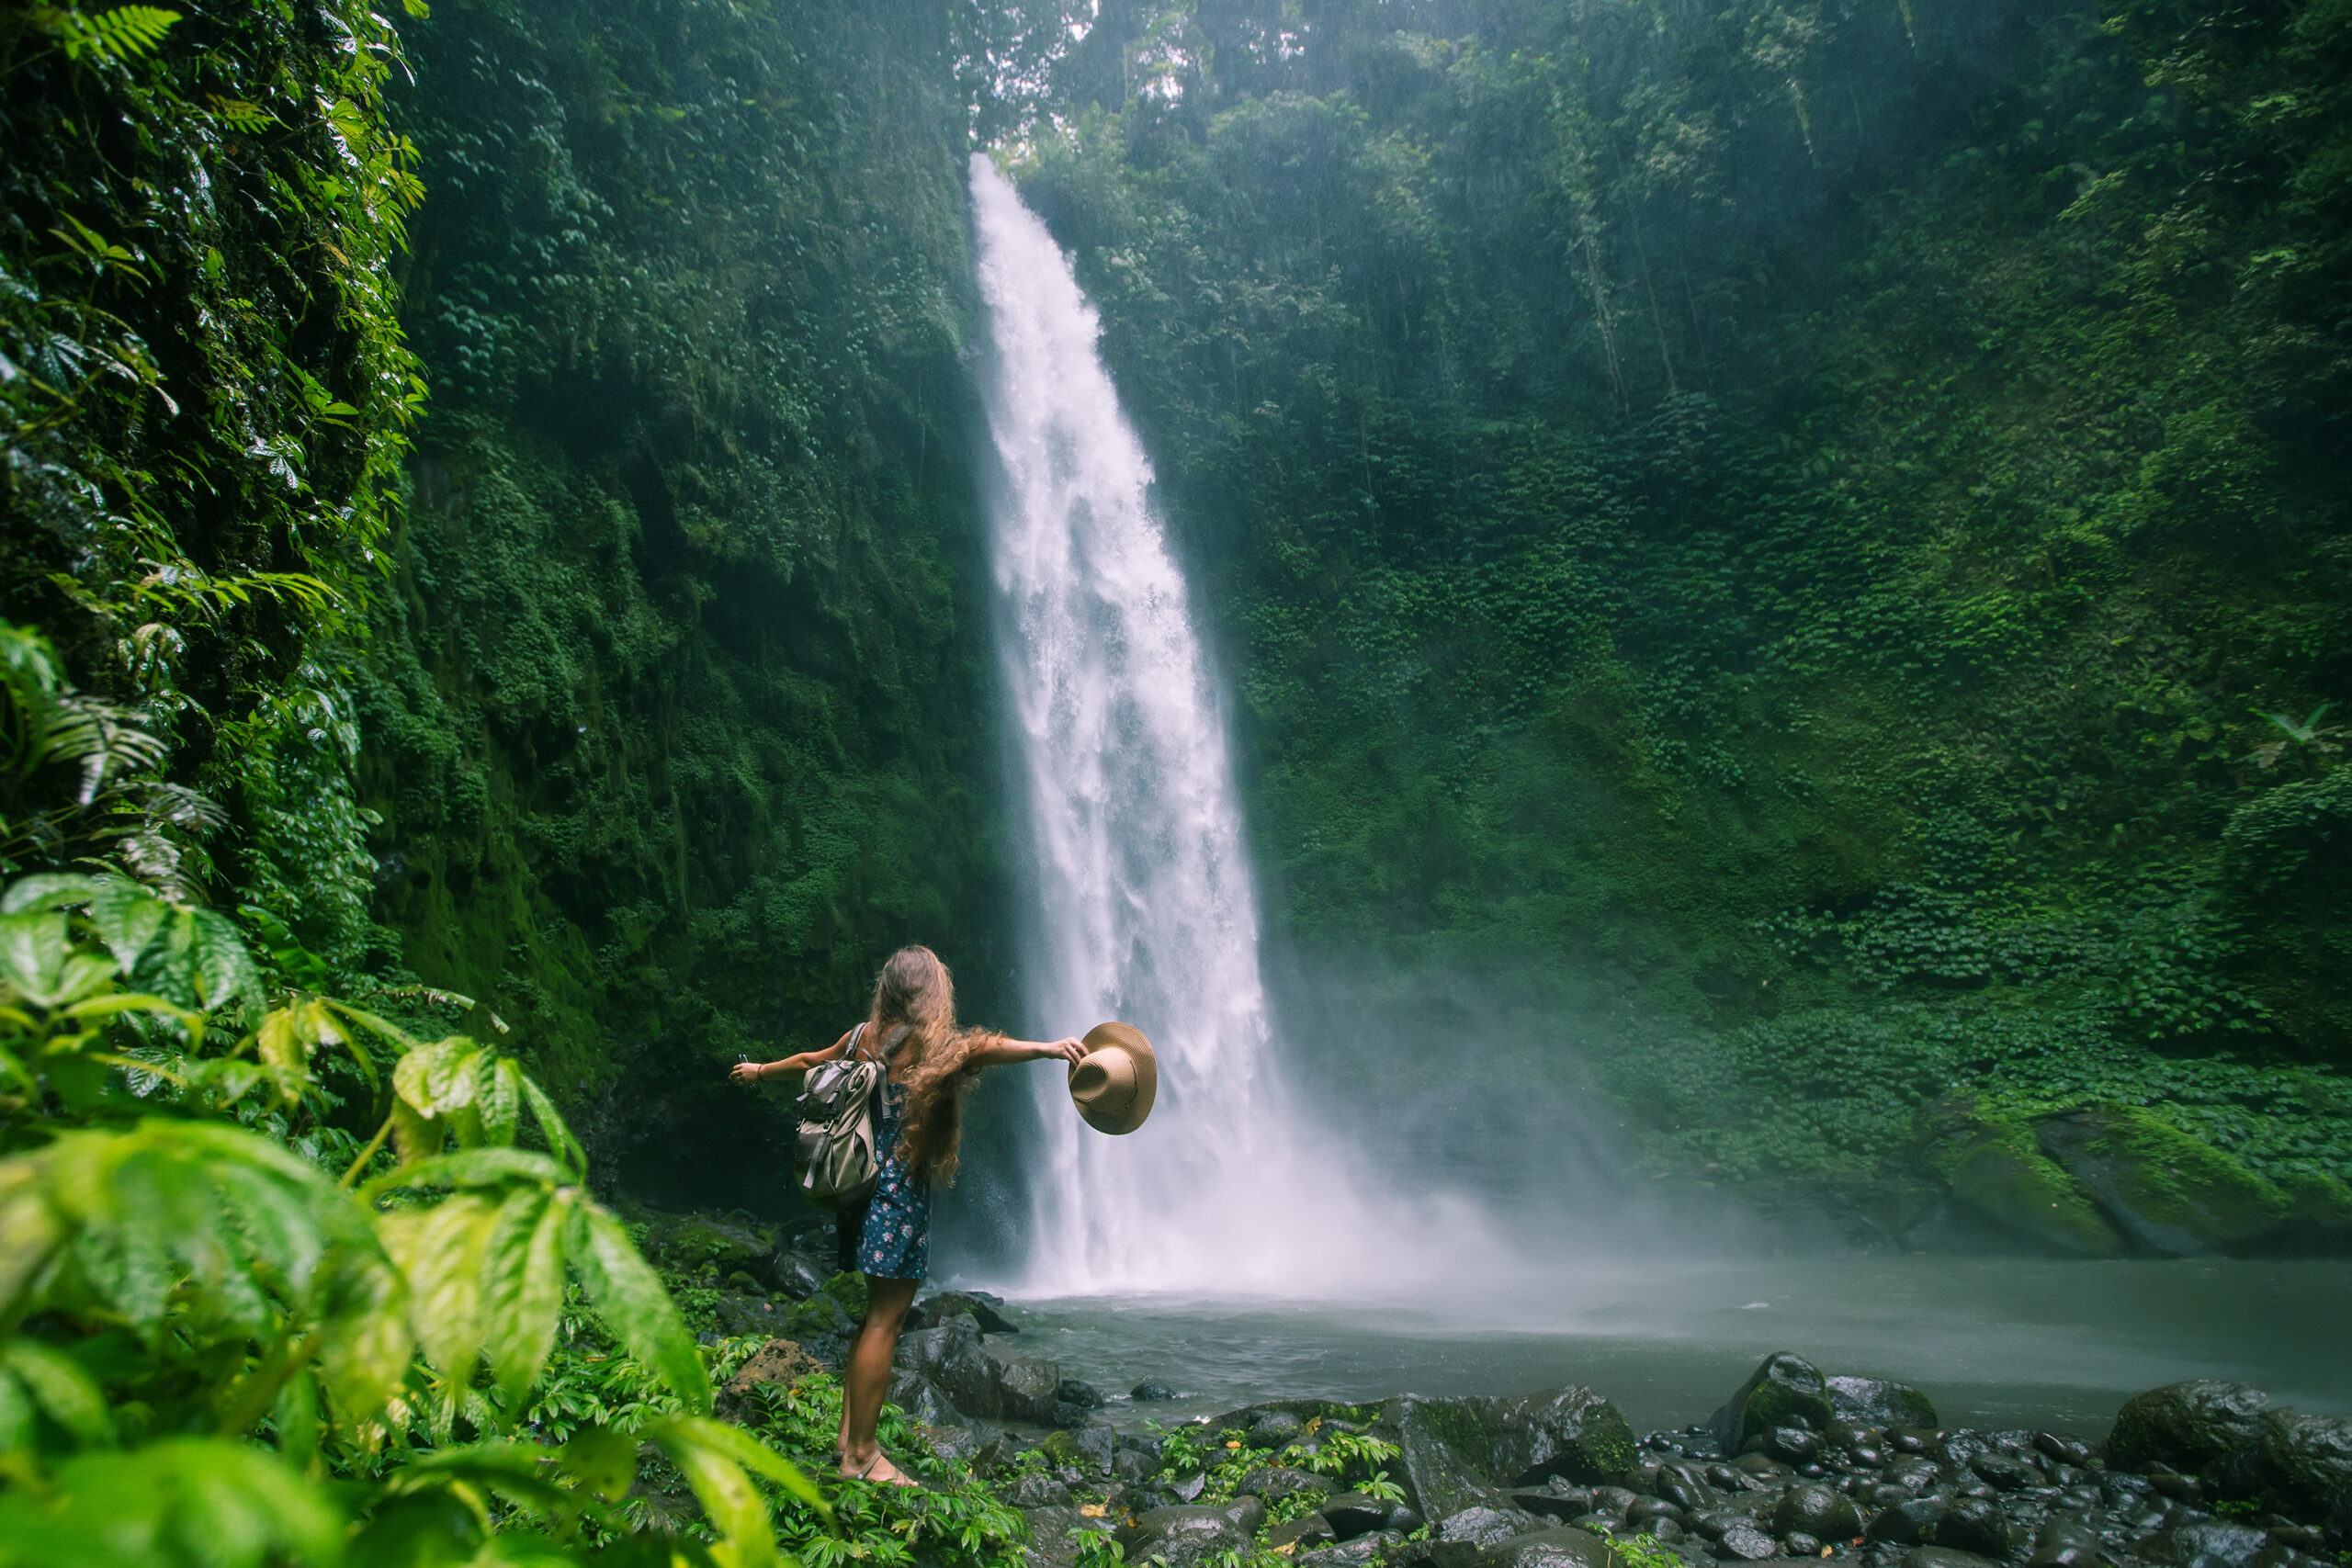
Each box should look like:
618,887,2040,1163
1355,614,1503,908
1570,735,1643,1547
960,1256,2352,1436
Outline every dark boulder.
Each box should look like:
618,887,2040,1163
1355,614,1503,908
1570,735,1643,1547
2108,1382,2273,1474
1774,1483,1863,1542
1010,1472,1074,1508
1023,1506,1112,1568
1477,1528,1614,1568
2029,1517,2106,1568
1035,1422,1116,1474
1713,1355,1835,1453
1240,1466,1335,1503
891,1316,1061,1425
907,1290,1022,1336
2150,1523,2271,1568
1901,1550,2001,1568
769,1255,829,1301
1114,1506,1250,1566
1510,1486,1596,1522
1932,1496,2011,1559
1829,1378,1939,1432
1713,1519,1780,1559
1759,1428,1822,1464
1133,1382,1180,1402
1970,1451,2044,1492
1056,1379,1105,1409
1440,1506,1536,1549
884,1367,963,1428
1302,1535,1403,1568
1487,1387,1642,1488
1867,1497,1951,1546
1323,1493,1393,1540
1785,1534,1822,1557
1250,1411,1309,1450
2224,1410,2352,1520
1271,1515,1338,1551
1378,1395,1502,1520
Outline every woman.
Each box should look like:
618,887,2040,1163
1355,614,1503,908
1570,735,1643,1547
729,945,1083,1486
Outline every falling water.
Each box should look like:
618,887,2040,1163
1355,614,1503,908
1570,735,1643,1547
969,154,1398,1294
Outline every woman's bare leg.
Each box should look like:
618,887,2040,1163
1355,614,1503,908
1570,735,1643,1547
840,1275,920,1483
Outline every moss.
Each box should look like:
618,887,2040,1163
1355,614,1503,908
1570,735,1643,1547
2064,1107,2289,1249
1939,1124,2125,1258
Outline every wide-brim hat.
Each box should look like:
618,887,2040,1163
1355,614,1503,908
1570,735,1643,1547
1069,1022,1157,1135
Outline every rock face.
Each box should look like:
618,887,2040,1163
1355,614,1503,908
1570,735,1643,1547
891,1315,1062,1425
1486,1387,1641,1487
2039,1109,2288,1256
2233,1410,2352,1518
1713,1353,1836,1452
1380,1395,1503,1520
1828,1376,1939,1430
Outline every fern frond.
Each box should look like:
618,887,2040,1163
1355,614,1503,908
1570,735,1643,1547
54,6,181,63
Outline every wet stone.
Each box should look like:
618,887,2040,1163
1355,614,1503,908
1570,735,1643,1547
1786,1534,1824,1557
1132,1382,1180,1402
1714,1520,1781,1560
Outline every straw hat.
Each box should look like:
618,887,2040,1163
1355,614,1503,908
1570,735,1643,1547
1069,1022,1157,1135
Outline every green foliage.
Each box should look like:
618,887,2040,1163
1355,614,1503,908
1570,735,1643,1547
1011,0,2352,1212
0,868,831,1566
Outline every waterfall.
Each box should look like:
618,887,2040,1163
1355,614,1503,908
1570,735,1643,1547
968,154,1379,1295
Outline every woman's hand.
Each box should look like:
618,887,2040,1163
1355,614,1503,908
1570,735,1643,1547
1041,1037,1087,1065
729,1060,768,1085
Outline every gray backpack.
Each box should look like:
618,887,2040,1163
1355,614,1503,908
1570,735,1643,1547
794,1023,904,1209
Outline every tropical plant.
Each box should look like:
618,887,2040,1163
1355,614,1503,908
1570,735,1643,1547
0,867,830,1566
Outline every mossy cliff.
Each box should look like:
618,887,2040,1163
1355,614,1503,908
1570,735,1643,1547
356,0,1014,1201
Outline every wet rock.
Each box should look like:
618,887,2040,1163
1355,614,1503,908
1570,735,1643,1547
1900,1549,2000,1568
1010,1472,1074,1508
2036,1435,2093,1470
660,1214,775,1275
2225,1410,2352,1520
1036,1422,1116,1473
1251,1411,1310,1449
1590,1487,1640,1520
2029,1516,2106,1568
1379,1395,1503,1520
906,1290,1022,1336
1240,1466,1336,1503
1324,1493,1394,1540
886,1368,964,1428
1830,1380,1940,1432
1714,1519,1781,1559
1442,1506,1538,1549
1932,1497,2011,1559
1112,1449,1156,1485
1170,1472,1206,1502
1631,1497,1686,1529
1479,1528,1615,1568
2038,1109,2287,1257
1569,1514,1622,1538
786,1292,854,1340
2108,1382,2273,1474
1785,1534,1823,1556
1971,1452,2044,1492
1023,1505,1112,1568
1057,1379,1106,1410
1759,1429,1823,1464
1115,1506,1250,1566
1133,1382,1180,1402
1775,1483,1863,1542
1488,1387,1644,1488
892,1316,1062,1425
1512,1486,1597,1522
767,1254,830,1301
1866,1497,1951,1546
2151,1523,2273,1568
1304,1533,1406,1568
1272,1514,1338,1551
1226,1495,1270,1537
1713,1356,1836,1454
1391,1506,1427,1534
714,1293,797,1339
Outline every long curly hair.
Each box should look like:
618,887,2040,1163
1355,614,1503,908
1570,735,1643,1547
863,945,999,1184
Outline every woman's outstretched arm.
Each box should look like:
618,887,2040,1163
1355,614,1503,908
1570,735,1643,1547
961,1034,1087,1069
729,1029,854,1085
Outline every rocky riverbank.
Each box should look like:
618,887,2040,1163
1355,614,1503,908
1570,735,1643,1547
640,1212,2351,1568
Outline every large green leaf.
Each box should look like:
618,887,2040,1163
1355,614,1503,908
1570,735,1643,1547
0,1437,345,1568
571,1205,708,1416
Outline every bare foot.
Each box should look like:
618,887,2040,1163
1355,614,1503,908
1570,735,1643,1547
841,1450,920,1488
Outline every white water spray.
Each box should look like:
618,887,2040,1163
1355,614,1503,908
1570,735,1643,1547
969,155,1423,1295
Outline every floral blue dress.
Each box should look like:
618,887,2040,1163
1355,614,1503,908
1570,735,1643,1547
831,1026,931,1281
